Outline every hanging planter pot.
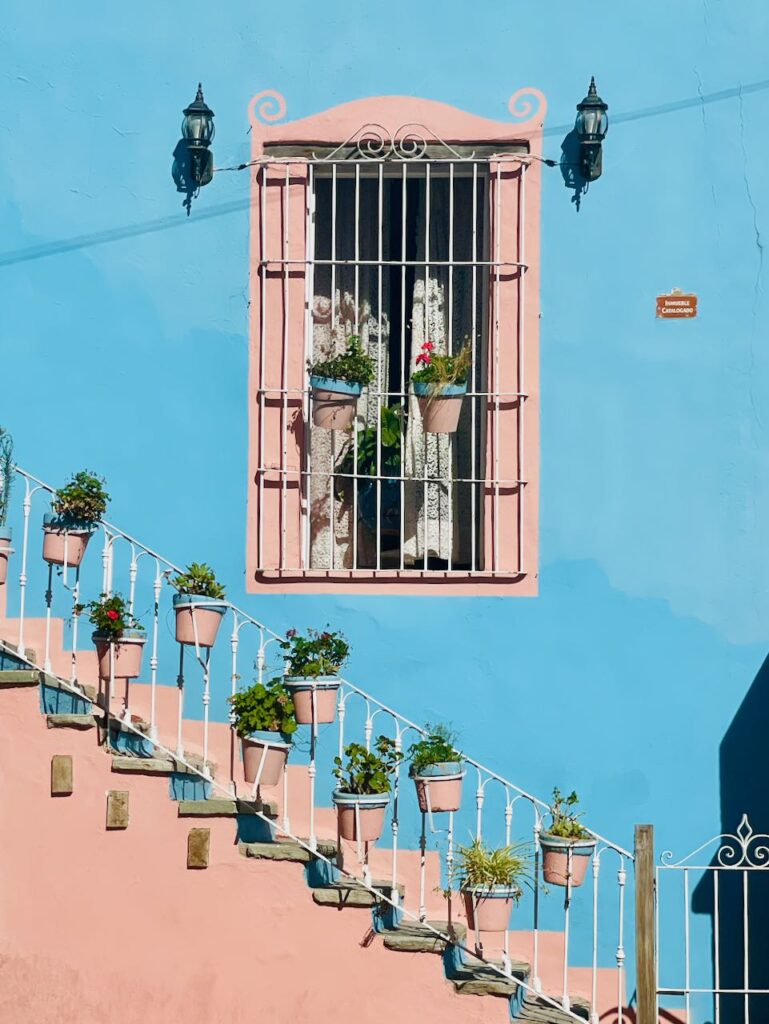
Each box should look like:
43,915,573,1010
93,629,147,681
412,761,465,814
173,593,227,648
462,885,520,933
310,376,363,430
539,832,596,888
332,790,389,843
0,526,12,585
285,676,340,725
241,730,292,787
413,382,467,434
42,513,96,568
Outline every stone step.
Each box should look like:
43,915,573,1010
0,670,41,688
515,995,590,1022
450,957,529,998
178,797,278,819
312,879,405,909
41,673,97,703
111,751,214,776
382,920,467,954
239,838,337,864
0,639,38,664
47,713,97,730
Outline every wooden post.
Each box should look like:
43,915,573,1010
635,824,656,1024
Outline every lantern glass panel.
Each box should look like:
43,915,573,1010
182,113,214,143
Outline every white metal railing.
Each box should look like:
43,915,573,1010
1,464,631,1021
253,134,532,579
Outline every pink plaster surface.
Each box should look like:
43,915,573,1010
0,684,510,1024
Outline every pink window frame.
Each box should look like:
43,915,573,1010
245,89,546,596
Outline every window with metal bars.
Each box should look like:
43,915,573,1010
247,104,541,594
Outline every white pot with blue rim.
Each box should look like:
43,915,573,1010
412,381,467,434
173,593,228,649
42,513,97,568
539,832,596,888
310,375,362,431
0,525,13,585
285,675,340,725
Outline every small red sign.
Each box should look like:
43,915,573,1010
656,291,697,319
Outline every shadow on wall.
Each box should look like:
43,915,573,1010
559,129,590,211
692,653,769,1024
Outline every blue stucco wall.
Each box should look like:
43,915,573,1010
2,0,768,924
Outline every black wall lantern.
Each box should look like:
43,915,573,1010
172,84,215,204
575,77,608,182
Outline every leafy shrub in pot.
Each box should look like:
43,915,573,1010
0,427,14,585
281,626,349,725
171,562,227,648
456,838,531,933
539,788,595,888
408,723,464,813
80,593,146,681
332,736,403,843
228,679,297,787
308,335,375,430
43,471,109,568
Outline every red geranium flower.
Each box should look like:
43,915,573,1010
423,341,435,351
106,609,119,621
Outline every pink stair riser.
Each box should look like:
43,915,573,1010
463,888,516,933
334,797,388,843
94,637,146,680
287,681,340,725
241,737,289,787
413,774,464,813
541,847,593,888
42,527,92,568
312,389,358,430
174,605,225,648
417,394,464,434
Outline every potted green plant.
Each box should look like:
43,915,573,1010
539,788,596,888
456,838,531,933
411,339,472,434
43,470,109,568
0,427,14,586
280,626,349,725
228,678,297,787
332,736,403,843
308,335,375,430
171,562,227,648
408,723,464,813
80,593,146,681
335,406,402,541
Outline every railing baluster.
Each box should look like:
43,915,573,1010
617,858,626,1024
43,563,53,673
16,481,34,652
149,564,161,742
590,851,601,1024
533,811,542,992
176,645,185,758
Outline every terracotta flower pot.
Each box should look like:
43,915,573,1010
310,375,362,430
93,630,146,680
413,382,467,434
0,527,12,585
285,677,340,725
42,513,95,568
173,593,227,648
333,790,389,843
242,731,292,787
463,886,519,933
412,761,465,813
539,832,596,888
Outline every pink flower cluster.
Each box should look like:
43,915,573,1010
415,340,434,366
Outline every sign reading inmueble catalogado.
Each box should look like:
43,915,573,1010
656,289,697,319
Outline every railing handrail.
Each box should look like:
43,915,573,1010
12,463,632,860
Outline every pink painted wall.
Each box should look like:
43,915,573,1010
0,683,510,1024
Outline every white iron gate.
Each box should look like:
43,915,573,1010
655,815,769,1024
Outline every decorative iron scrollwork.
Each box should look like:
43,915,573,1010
661,814,769,869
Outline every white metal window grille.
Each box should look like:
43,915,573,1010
253,128,532,582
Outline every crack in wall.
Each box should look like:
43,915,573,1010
737,85,764,313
